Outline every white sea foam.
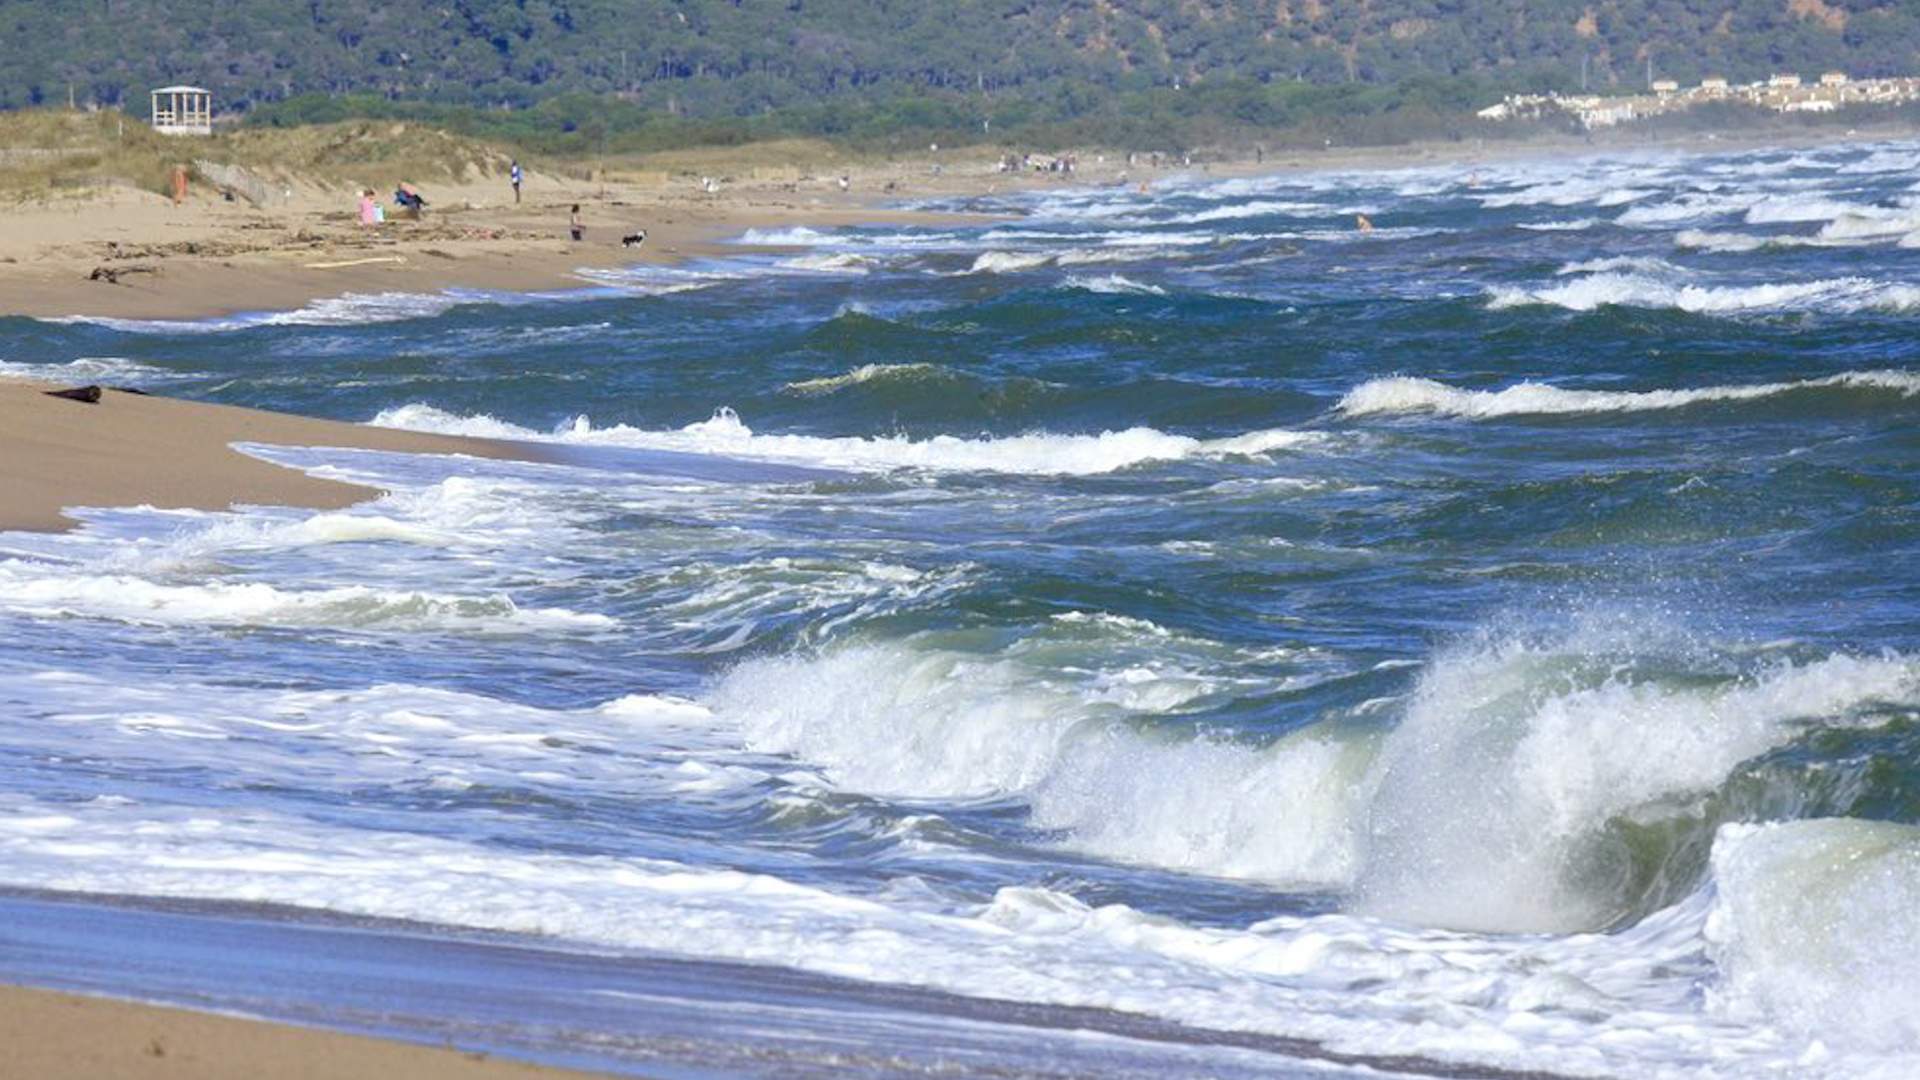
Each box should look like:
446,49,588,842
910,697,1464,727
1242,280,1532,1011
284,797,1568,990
0,787,1789,1079
1053,246,1165,266
1487,273,1920,314
0,357,186,385
968,250,1055,273
571,265,745,295
0,559,611,632
1708,819,1920,1051
1518,218,1600,231
1616,192,1759,226
52,291,473,333
782,363,951,396
1837,149,1920,175
1357,632,1920,932
1062,273,1167,296
371,404,1321,476
0,556,611,632
1166,200,1328,224
720,614,1918,939
1744,196,1875,224
1818,209,1920,241
1673,230,1772,253
737,226,837,245
709,623,1367,888
1480,179,1654,209
0,645,1911,1074
778,252,874,274
1336,369,1920,419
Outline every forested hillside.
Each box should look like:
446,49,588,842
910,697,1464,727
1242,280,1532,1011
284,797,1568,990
6,1,1919,141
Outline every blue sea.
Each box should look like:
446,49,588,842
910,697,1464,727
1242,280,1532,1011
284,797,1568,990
2,139,1919,1078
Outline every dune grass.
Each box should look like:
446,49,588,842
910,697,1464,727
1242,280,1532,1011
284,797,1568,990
0,108,513,202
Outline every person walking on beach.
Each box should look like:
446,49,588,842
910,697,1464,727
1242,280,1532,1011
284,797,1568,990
569,204,584,242
169,164,188,207
510,160,523,204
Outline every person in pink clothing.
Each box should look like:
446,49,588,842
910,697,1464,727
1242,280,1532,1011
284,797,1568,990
357,189,378,226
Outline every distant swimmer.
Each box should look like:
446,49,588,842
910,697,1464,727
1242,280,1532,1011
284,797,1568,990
1355,213,1374,233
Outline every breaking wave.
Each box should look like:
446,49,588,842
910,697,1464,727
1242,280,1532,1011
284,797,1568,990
712,613,1920,936
1708,819,1920,1050
1336,369,1920,419
0,559,612,633
1487,272,1920,314
1061,273,1167,296
370,404,1322,476
782,363,956,396
969,250,1055,273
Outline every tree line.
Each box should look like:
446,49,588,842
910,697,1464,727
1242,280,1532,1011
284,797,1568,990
5,0,1916,149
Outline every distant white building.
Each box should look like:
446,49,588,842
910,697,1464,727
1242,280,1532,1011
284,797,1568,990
1820,71,1849,87
1651,79,1679,95
1768,73,1803,89
1580,103,1636,128
1700,77,1730,92
151,86,212,135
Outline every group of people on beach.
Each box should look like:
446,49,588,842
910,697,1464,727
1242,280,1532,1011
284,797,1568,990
999,152,1079,174
355,184,426,226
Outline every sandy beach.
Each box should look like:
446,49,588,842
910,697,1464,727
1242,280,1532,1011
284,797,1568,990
0,138,1014,323
0,181,986,322
0,984,610,1079
0,378,533,531
2,122,1908,323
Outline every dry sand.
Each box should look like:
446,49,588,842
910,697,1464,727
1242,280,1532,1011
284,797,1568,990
0,378,530,531
0,161,995,321
4,123,1898,323
0,984,612,1079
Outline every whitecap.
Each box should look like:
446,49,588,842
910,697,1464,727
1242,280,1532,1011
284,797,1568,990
1337,369,1920,419
371,404,1322,476
1061,273,1167,296
1486,273,1920,315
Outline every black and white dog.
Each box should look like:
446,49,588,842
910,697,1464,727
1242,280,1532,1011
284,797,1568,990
621,229,648,249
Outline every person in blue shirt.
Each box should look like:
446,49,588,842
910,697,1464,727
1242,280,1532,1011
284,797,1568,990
510,160,523,204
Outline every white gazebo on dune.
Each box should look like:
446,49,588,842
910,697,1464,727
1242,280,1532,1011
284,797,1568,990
150,86,212,135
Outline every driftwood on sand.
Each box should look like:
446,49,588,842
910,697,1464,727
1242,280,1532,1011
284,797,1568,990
303,255,409,269
87,264,157,285
43,385,103,404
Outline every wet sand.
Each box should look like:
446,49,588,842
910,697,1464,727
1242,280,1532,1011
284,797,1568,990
0,891,1545,1079
0,379,532,531
0,984,608,1080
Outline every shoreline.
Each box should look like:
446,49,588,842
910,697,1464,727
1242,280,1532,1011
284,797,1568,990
0,198,986,323
0,379,534,532
0,890,1551,1080
0,984,607,1080
5,121,1913,325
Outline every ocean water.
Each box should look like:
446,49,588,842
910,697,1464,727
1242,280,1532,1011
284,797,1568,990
3,139,1919,1077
